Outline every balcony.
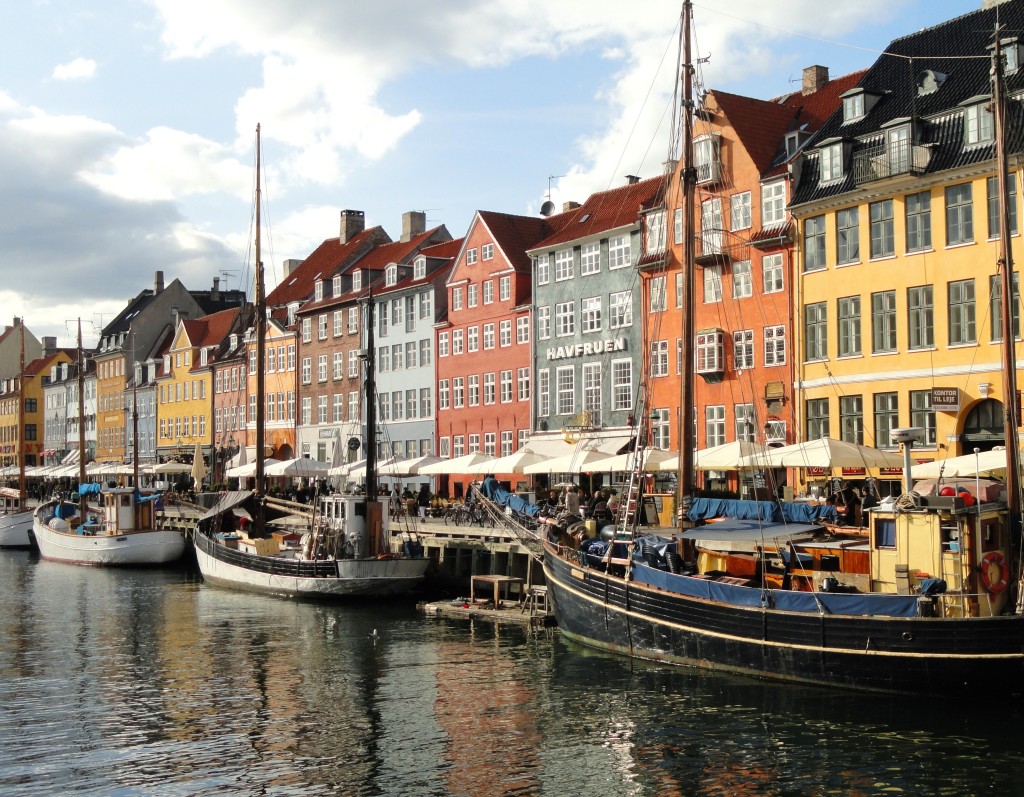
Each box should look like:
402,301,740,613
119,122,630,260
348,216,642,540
852,140,930,185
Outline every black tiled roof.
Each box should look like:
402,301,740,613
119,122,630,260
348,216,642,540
792,1,1024,207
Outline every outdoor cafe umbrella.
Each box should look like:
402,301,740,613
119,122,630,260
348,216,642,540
693,440,764,470
191,440,207,489
741,437,904,469
264,457,332,478
153,461,194,475
583,447,678,473
226,458,280,478
911,447,1012,479
462,449,548,475
523,447,620,475
417,452,492,475
389,454,446,475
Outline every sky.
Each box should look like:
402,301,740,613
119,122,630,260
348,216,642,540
0,0,983,349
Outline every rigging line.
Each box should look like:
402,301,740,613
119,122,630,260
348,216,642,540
691,2,990,62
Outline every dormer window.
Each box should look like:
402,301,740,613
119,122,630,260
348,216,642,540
843,93,864,123
964,101,994,146
694,134,721,184
351,270,362,292
287,302,298,326
332,275,342,297
820,142,845,182
229,334,238,350
200,348,208,366
785,129,811,157
1005,42,1020,74
385,263,398,286
414,256,426,280
314,281,323,301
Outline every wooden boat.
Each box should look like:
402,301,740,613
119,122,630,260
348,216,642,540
192,125,428,598
539,3,1024,696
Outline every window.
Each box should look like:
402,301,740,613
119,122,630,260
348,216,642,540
420,292,432,320
420,388,431,418
317,354,328,382
483,372,495,404
836,208,859,264
694,135,720,183
906,191,932,252
874,392,899,449
517,367,530,401
804,215,826,271
646,209,667,254
537,369,550,417
452,377,464,408
705,405,726,447
482,243,494,260
875,517,896,549
391,392,402,421
482,432,496,456
761,181,786,227
483,280,494,304
908,285,935,349
333,310,343,337
764,325,786,366
650,340,669,377
804,302,828,361
379,302,389,337
517,316,530,344
317,395,328,424
267,347,277,372
333,352,343,380
438,331,449,357
301,357,311,384
674,208,683,244
385,264,398,286
302,317,311,343
452,286,463,311
499,276,511,301
840,395,863,444
500,430,513,456
731,192,752,231
318,314,328,340
438,379,450,410
609,291,632,329
733,330,754,370
379,347,390,373
946,183,974,245
300,396,311,425
949,278,976,345
910,390,936,446
735,403,756,441
499,320,512,347
990,273,1021,341
483,323,495,349
732,261,752,298
581,299,602,333
452,329,463,354
555,301,575,336
580,242,600,275
468,434,480,453
650,276,667,312
500,370,513,403
536,254,550,284
696,331,724,373
537,306,551,339
703,265,723,303
762,253,784,294
820,143,844,182
611,359,632,411
348,350,359,378
806,398,830,440
452,436,464,458
555,249,573,281
870,199,895,258
964,102,994,146
837,296,861,357
676,272,683,308
420,338,432,365
413,257,426,280
872,291,897,353
468,284,478,307
466,247,478,265
556,367,575,415
351,270,361,291
987,174,1019,238
467,326,479,352
608,235,631,269
701,198,723,255
843,92,864,122
468,374,480,406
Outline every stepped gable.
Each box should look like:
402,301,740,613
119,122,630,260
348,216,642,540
265,226,389,308
792,2,1024,206
531,176,664,250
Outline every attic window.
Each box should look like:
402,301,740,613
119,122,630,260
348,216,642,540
785,130,811,157
820,142,845,182
577,214,591,224
385,264,398,287
314,281,323,301
352,270,362,291
964,101,993,146
842,93,865,123
413,256,426,280
332,275,342,297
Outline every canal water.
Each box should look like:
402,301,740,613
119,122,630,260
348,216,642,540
1,551,1023,797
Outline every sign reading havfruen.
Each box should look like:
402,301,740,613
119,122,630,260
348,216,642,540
546,337,627,361
930,387,960,412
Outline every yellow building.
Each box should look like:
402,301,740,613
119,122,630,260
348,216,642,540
0,350,73,470
245,318,297,461
789,11,1023,495
156,309,243,472
94,346,128,464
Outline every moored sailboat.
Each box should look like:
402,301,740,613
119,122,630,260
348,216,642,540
539,2,1024,695
192,125,429,599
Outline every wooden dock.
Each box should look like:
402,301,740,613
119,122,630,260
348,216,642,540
418,596,554,627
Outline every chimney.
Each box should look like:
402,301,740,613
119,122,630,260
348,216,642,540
154,270,165,294
562,201,582,212
624,175,640,185
283,258,303,277
402,210,426,243
211,277,220,301
171,307,180,330
42,336,56,356
802,65,829,95
340,209,366,244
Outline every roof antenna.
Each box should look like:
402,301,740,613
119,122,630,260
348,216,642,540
540,174,564,217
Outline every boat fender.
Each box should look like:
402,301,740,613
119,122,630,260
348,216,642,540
377,553,396,560
980,551,1009,594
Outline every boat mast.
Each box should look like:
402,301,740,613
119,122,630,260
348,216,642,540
364,286,378,528
677,0,696,521
993,31,1021,520
77,319,86,520
254,123,267,535
131,333,139,490
16,318,25,507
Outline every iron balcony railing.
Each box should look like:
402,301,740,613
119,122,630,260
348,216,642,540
852,140,930,185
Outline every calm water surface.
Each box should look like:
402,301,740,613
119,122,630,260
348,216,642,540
1,550,1022,796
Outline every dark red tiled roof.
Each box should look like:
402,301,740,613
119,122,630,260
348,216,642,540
778,70,867,129
476,211,565,272
182,307,241,352
711,91,797,174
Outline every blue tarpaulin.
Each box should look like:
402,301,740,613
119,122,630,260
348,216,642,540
479,476,542,518
687,497,837,525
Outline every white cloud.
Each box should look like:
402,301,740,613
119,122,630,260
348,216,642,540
52,57,97,81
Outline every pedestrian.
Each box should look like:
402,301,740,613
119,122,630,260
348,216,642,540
417,484,430,521
564,484,581,516
839,482,861,527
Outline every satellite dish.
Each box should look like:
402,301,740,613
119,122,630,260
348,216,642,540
540,200,555,217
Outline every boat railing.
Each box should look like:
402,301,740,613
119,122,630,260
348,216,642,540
195,527,339,578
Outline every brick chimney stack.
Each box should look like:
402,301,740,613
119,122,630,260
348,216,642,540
340,210,366,244
401,211,426,243
802,65,829,95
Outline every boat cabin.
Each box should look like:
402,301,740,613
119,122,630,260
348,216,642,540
0,487,23,515
102,487,155,533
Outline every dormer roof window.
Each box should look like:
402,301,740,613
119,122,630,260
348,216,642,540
314,281,323,301
840,88,882,124
332,275,342,297
385,263,398,287
351,270,362,292
819,140,846,183
963,98,994,146
413,256,426,280
785,129,811,157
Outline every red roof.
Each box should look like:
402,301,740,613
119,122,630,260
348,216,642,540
529,176,665,250
24,349,74,378
711,91,798,173
777,70,868,129
182,307,241,352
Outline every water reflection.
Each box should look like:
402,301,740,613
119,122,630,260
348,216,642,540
1,551,1023,796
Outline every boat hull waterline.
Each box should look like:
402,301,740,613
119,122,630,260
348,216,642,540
32,506,186,566
193,530,428,598
543,543,1024,695
0,512,34,549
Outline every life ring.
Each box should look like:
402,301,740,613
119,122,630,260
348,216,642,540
980,551,1010,594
